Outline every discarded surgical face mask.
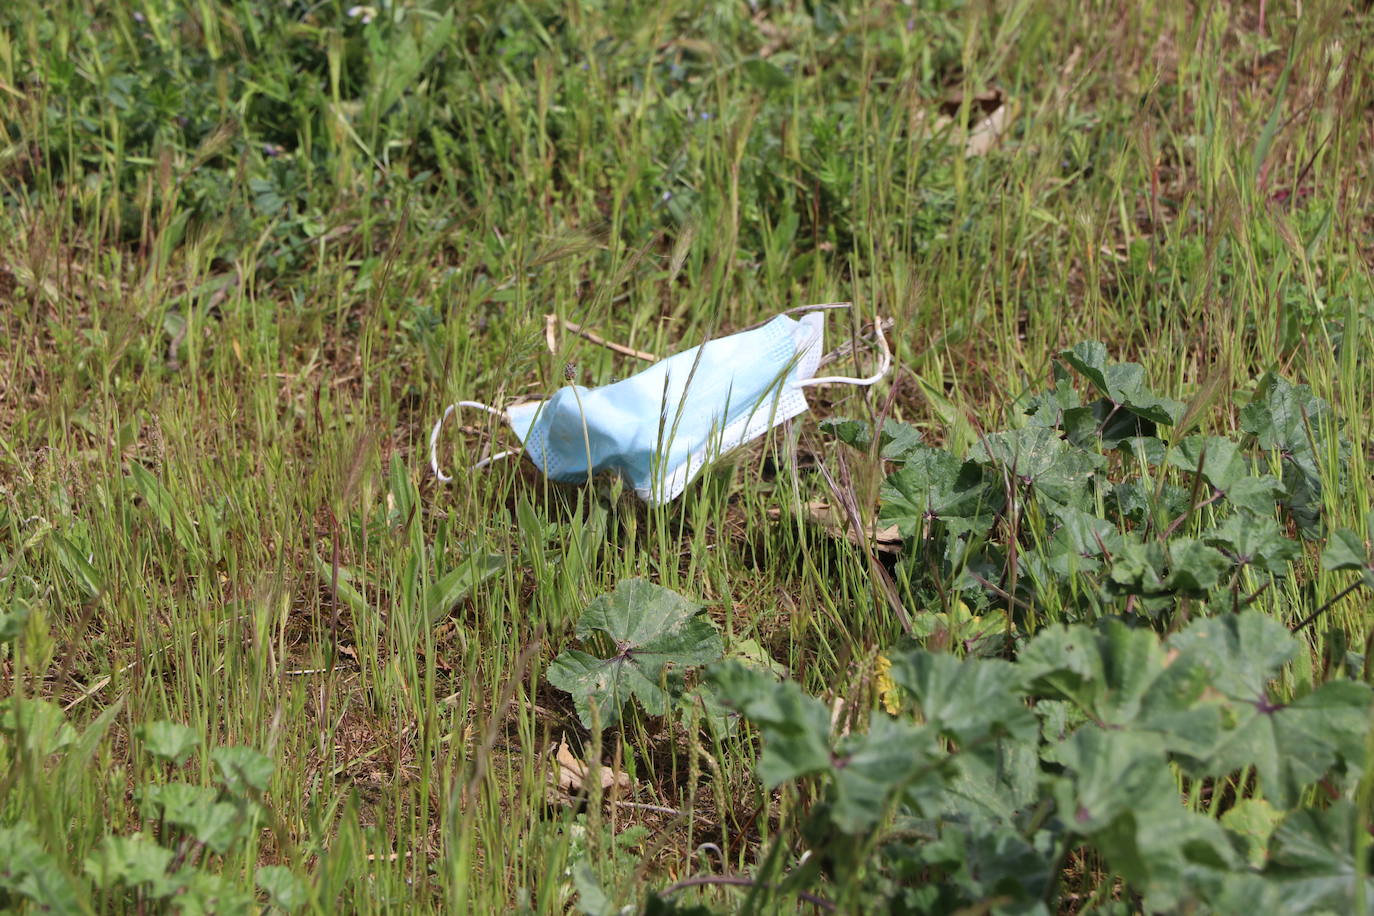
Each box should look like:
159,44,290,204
430,307,890,505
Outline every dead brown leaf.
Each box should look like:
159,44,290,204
551,741,633,793
768,500,902,554
913,87,1014,158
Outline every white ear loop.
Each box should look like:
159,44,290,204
430,401,520,483
794,316,891,388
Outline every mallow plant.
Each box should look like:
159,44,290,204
547,343,1374,913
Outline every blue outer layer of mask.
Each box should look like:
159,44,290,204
504,312,824,504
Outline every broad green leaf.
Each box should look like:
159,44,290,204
1051,728,1172,834
211,746,274,794
136,720,201,766
1166,436,1250,490
50,531,103,598
1059,342,1184,425
1185,869,1284,913
1114,435,1168,465
1020,620,1219,759
707,661,832,786
1239,373,1334,455
313,554,369,618
386,453,417,530
1203,515,1300,576
1164,538,1231,595
0,603,31,643
0,822,56,884
1064,399,1157,449
1017,623,1103,706
127,461,205,563
369,9,455,117
742,58,790,91
138,783,252,854
1106,537,1170,598
0,825,83,913
1048,505,1123,559
820,416,872,449
1266,802,1374,912
84,833,177,893
573,580,721,667
888,651,1036,745
1321,528,1369,572
174,870,257,916
725,636,788,679
932,734,1040,824
1111,480,1192,526
681,679,737,737
830,714,944,832
549,579,722,729
821,417,924,461
887,820,1054,910
968,427,1103,509
1222,798,1283,869
1207,680,1372,808
1051,728,1239,909
1020,621,1156,717
879,448,994,537
0,696,78,756
1240,373,1347,540
256,865,309,911
60,696,126,784
572,860,613,916
1057,341,1114,397
1106,536,1229,600
1021,378,1082,428
1167,612,1296,701
548,650,663,726
1225,475,1287,516
426,552,506,625
1102,801,1240,912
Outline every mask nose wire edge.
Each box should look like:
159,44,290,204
430,400,517,482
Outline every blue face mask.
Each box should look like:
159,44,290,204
431,307,889,504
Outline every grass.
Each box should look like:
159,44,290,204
1,0,1371,912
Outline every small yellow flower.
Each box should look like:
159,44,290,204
875,654,901,716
